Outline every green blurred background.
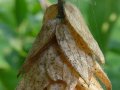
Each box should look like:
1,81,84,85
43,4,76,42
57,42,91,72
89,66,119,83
0,0,120,90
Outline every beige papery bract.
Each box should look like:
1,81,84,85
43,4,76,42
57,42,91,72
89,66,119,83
16,2,111,90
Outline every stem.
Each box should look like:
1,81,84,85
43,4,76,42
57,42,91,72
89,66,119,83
57,0,65,18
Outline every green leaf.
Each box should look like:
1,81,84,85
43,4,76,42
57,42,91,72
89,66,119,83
0,57,10,70
0,80,6,90
109,41,120,54
15,0,28,25
0,69,18,90
87,0,120,53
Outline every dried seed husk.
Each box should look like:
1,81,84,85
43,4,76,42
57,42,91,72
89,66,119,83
18,18,60,75
77,76,103,90
43,4,95,84
95,62,112,90
17,2,111,90
17,43,79,90
43,3,111,90
56,23,90,84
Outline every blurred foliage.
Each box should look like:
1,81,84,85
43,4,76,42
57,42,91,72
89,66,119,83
0,0,120,90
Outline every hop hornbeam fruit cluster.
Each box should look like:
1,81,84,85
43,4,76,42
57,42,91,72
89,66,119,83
16,2,112,90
